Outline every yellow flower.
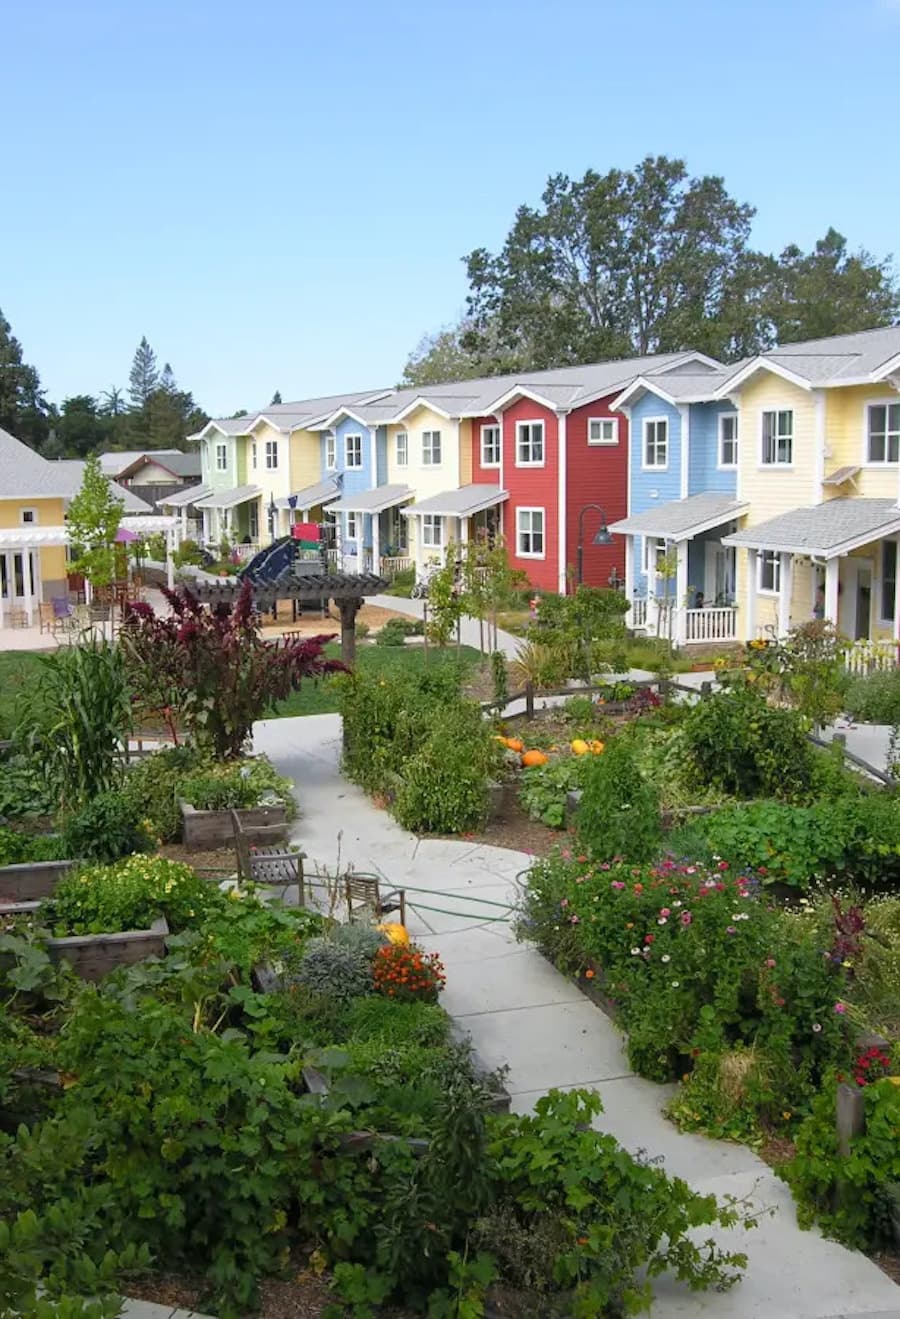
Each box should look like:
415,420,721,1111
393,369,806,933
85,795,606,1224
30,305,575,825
782,1110,792,1120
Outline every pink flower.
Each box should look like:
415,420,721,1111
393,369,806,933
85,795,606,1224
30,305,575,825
644,934,655,944
660,907,671,918
717,860,729,871
726,926,737,935
560,898,569,908
611,880,626,890
834,1002,847,1015
680,911,692,926
765,958,776,968
561,848,572,860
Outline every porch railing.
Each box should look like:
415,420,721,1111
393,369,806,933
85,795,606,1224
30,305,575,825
683,606,739,643
231,543,260,562
380,554,412,579
630,598,649,629
842,638,899,676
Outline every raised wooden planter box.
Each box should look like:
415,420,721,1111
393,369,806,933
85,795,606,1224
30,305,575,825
179,800,288,851
0,900,168,981
0,859,75,904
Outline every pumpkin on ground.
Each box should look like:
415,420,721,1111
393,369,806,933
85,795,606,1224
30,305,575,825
377,922,410,946
521,749,549,768
505,737,525,753
571,739,589,756
590,740,605,755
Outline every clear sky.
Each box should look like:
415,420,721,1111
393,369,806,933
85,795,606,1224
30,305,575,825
2,0,898,417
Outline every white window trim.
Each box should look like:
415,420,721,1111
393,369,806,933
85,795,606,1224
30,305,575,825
515,420,546,468
516,506,546,559
346,512,358,541
587,416,619,447
19,508,38,525
345,433,363,469
480,423,501,468
759,408,794,469
757,550,782,596
325,434,336,471
642,535,668,576
862,397,900,467
422,430,442,466
422,513,443,547
251,441,258,470
265,439,279,471
641,416,669,471
215,442,228,471
395,431,408,467
879,538,898,625
717,412,739,470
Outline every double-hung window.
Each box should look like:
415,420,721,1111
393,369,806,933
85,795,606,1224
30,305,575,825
251,441,258,470
643,536,668,576
588,417,618,446
325,433,336,470
480,424,501,467
758,550,781,594
643,418,668,468
215,442,227,471
345,434,363,469
265,439,278,470
882,540,898,622
422,430,441,465
346,512,358,541
719,413,739,468
395,432,408,467
867,402,900,464
516,421,544,466
761,410,793,465
422,514,442,547
516,507,545,557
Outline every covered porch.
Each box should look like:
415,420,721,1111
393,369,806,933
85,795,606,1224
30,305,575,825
274,477,342,567
724,497,900,649
327,484,413,576
156,483,211,545
401,485,508,583
193,485,262,553
609,492,748,646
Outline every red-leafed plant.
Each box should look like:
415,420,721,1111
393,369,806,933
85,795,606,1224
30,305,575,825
372,943,446,1003
122,581,344,758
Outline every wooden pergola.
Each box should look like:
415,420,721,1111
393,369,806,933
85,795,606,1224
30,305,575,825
190,571,389,664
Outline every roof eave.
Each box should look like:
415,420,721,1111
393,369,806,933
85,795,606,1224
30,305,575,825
723,517,900,560
714,358,814,399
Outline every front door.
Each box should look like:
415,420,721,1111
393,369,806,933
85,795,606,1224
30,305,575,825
839,559,873,640
0,551,40,616
856,567,872,640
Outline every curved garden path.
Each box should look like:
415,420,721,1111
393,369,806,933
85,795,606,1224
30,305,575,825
252,711,900,1319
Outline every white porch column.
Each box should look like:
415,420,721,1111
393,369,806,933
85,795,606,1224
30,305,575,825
460,516,470,544
180,507,188,542
746,549,758,640
201,509,210,544
778,552,793,636
0,556,5,627
165,528,175,590
24,549,35,626
624,536,635,602
674,540,688,644
894,541,900,644
371,513,381,575
825,557,840,627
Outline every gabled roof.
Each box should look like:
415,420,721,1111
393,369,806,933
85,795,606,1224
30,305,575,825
0,430,150,510
718,325,900,396
99,449,182,476
115,451,202,480
612,364,749,410
722,497,900,559
608,493,749,542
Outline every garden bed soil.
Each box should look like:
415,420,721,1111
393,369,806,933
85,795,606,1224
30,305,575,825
260,601,409,637
129,1265,418,1317
158,842,238,875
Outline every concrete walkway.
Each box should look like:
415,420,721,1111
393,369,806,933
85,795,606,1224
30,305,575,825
371,592,523,659
254,712,900,1319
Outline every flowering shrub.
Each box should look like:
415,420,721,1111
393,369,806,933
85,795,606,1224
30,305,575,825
41,856,220,936
519,854,853,1120
373,943,446,1003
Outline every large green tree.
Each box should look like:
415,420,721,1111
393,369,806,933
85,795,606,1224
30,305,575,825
0,306,51,450
406,157,899,380
56,394,109,457
66,454,125,607
128,336,159,409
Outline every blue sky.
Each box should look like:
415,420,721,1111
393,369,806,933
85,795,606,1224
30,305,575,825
2,0,898,416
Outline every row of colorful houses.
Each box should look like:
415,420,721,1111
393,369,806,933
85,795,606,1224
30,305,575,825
3,324,900,646
171,325,900,647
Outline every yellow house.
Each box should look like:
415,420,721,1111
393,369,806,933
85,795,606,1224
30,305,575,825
0,427,156,626
719,327,900,646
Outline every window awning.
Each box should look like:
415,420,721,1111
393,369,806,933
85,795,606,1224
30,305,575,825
193,485,261,511
328,484,412,515
274,477,341,512
723,497,900,560
608,493,749,543
401,485,508,518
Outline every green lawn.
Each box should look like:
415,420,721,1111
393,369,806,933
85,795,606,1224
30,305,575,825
266,642,482,718
0,651,45,738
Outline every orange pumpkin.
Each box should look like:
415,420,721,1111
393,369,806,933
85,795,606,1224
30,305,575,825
505,737,525,753
521,749,549,768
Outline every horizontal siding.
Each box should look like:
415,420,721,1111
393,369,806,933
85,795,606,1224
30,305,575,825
689,400,739,496
390,405,460,498
826,383,900,499
565,396,625,589
736,375,817,526
501,398,558,592
470,414,503,485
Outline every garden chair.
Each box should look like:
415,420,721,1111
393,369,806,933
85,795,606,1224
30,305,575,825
230,810,307,897
50,596,76,635
38,602,55,634
344,873,407,926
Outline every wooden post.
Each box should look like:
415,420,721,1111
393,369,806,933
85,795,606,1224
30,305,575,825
700,681,712,697
836,1082,865,1157
525,681,534,720
338,598,362,666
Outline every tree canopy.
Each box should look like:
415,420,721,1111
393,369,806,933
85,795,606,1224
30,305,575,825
402,156,900,382
0,307,51,450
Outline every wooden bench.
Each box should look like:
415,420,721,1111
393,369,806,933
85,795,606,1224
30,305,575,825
231,810,306,895
345,872,407,926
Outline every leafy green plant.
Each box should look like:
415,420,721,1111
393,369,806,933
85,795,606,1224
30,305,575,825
394,702,499,834
294,937,374,1002
0,827,68,867
178,755,296,814
490,649,509,717
844,667,900,724
42,855,219,936
121,744,207,842
682,684,815,801
19,641,132,812
60,791,155,865
519,756,587,828
576,738,661,862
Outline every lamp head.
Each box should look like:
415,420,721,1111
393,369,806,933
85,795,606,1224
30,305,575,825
592,526,614,546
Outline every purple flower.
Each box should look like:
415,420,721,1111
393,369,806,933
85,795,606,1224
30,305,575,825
611,880,626,891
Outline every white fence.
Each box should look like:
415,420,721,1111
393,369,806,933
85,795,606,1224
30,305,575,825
628,596,738,645
683,606,739,643
842,638,899,676
380,555,412,579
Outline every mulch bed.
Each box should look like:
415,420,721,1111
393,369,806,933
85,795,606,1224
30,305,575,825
130,1267,418,1317
158,843,238,876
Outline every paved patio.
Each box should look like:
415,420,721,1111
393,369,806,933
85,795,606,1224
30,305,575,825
253,711,900,1319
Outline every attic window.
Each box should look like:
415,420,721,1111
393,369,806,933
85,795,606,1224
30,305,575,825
20,509,37,525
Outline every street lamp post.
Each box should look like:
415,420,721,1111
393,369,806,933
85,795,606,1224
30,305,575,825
576,503,614,586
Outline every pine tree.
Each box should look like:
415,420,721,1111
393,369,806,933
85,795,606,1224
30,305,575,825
128,336,159,408
0,306,50,450
160,362,177,393
270,390,282,405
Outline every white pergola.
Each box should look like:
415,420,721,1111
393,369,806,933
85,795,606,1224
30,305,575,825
0,515,179,626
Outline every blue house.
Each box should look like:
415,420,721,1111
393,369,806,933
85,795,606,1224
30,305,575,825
608,366,748,644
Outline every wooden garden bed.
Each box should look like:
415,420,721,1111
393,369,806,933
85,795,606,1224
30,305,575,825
0,859,75,903
0,899,169,981
179,800,288,851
